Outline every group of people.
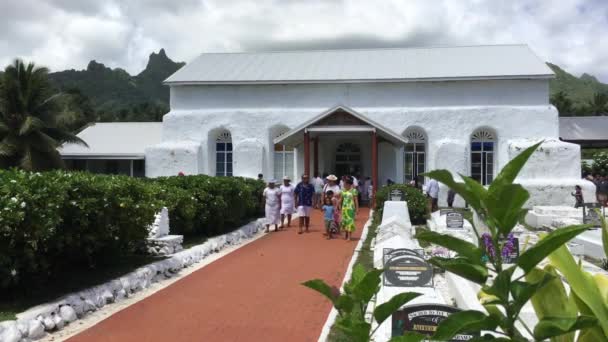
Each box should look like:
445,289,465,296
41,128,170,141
575,173,608,208
262,173,359,240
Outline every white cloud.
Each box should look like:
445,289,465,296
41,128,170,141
0,0,607,81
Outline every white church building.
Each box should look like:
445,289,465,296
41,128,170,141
78,45,596,206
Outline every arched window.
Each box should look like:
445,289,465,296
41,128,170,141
471,129,495,185
274,144,294,180
404,129,426,185
216,131,232,177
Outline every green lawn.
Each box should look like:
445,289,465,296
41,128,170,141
0,254,162,322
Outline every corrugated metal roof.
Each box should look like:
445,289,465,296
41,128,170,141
560,116,608,141
165,44,553,84
60,122,162,158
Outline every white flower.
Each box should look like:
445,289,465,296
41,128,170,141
10,180,16,183
114,236,119,240
10,197,17,203
10,269,17,277
70,201,77,206
20,202,26,208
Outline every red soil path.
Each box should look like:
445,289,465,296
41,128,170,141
68,208,369,342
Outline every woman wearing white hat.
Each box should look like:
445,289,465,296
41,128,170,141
263,179,281,233
323,174,341,195
279,176,295,229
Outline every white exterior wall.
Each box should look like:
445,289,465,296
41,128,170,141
146,78,587,206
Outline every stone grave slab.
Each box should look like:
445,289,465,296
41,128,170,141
147,207,184,256
381,201,411,226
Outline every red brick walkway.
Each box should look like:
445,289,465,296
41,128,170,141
68,208,369,342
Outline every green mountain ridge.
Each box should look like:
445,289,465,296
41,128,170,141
48,49,185,116
547,62,608,109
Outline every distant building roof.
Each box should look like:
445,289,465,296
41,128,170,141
60,122,162,159
560,116,608,141
165,44,554,85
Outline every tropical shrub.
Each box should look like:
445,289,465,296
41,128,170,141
306,142,606,341
0,169,265,290
150,175,263,236
375,184,428,224
590,152,608,176
415,141,601,340
303,265,423,342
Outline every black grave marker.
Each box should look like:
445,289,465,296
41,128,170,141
392,304,478,340
446,212,464,229
383,248,433,287
390,189,405,201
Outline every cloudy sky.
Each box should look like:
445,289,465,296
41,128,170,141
1,0,607,80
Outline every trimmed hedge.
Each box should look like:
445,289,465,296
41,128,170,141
0,170,264,290
374,184,428,224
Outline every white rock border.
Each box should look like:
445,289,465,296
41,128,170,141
0,218,266,342
317,211,373,342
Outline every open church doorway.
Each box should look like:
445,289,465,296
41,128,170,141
335,142,361,177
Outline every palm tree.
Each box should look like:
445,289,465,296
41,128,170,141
0,59,87,171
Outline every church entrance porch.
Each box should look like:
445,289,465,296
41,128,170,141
274,105,408,203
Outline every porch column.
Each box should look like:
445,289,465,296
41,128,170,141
372,130,378,206
304,130,310,176
313,138,319,176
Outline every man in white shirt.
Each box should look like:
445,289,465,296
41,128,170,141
312,173,324,208
426,179,439,212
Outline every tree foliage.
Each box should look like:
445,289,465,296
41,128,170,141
0,59,87,171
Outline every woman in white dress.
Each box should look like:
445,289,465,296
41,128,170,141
279,176,295,228
263,180,281,233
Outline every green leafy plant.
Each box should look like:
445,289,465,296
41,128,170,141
0,169,265,292
375,184,428,224
414,141,601,341
302,264,424,342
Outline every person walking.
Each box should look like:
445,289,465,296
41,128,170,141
426,178,439,212
312,172,324,209
322,196,336,239
294,174,315,234
599,176,608,207
447,189,456,208
324,174,341,195
279,176,295,229
262,180,281,233
340,177,359,241
572,185,584,208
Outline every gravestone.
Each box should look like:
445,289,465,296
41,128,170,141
439,209,455,216
446,212,464,229
383,248,433,287
583,203,604,227
392,304,477,340
147,207,183,255
390,189,405,201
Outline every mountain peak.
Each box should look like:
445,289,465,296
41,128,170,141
580,73,598,83
86,60,108,72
